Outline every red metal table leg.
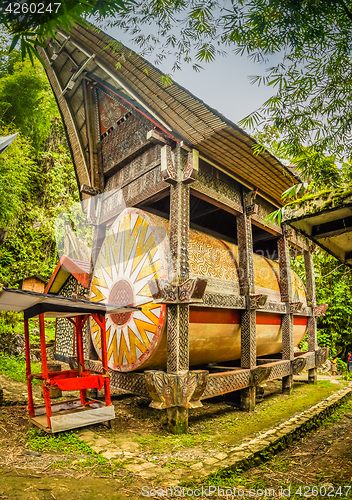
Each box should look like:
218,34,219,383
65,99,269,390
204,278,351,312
76,316,87,405
24,318,34,417
100,314,111,406
39,314,52,428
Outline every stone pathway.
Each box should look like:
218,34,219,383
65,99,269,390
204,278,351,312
77,385,352,486
77,429,182,485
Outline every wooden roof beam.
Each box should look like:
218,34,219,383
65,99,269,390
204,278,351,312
49,36,70,62
57,30,174,135
60,55,95,96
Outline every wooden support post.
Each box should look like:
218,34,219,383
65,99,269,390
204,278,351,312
278,228,294,395
237,196,257,410
308,367,318,384
282,374,293,395
167,407,188,434
240,386,256,412
166,146,190,433
304,248,318,352
304,247,318,384
24,318,34,417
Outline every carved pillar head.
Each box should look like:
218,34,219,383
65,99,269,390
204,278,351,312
144,370,209,409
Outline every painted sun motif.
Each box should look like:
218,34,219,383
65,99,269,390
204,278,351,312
90,209,167,371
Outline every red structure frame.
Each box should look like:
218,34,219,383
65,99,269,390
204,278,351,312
24,312,111,431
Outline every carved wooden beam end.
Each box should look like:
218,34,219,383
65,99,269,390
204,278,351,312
291,357,306,375
178,278,207,302
314,304,328,317
80,184,101,196
282,225,294,238
144,370,209,409
148,278,207,304
183,149,199,184
315,347,329,367
148,278,177,303
290,302,303,313
146,129,174,147
161,145,177,184
246,204,258,216
249,366,272,386
249,294,268,309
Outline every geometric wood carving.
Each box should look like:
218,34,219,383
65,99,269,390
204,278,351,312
314,304,328,316
161,145,177,184
144,370,208,409
249,294,268,309
183,149,199,184
290,302,303,313
148,277,207,303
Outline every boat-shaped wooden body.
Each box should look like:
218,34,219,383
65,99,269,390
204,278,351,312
90,208,307,372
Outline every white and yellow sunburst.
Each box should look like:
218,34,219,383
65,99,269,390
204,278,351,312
90,208,170,371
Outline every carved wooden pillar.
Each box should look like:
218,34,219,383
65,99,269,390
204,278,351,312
237,198,256,411
278,227,294,394
167,148,190,375
145,145,206,433
304,246,318,384
166,146,191,433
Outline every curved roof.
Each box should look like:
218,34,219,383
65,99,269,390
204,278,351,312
38,24,297,205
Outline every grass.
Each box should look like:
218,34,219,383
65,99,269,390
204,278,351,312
0,352,41,383
26,429,129,477
50,455,127,476
322,399,352,427
317,380,334,387
129,381,344,454
27,428,95,455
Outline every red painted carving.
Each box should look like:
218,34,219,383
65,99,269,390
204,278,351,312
314,304,328,316
99,92,128,135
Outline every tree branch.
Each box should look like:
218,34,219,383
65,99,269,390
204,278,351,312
336,0,352,23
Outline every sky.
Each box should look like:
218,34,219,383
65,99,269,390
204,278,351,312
105,25,277,129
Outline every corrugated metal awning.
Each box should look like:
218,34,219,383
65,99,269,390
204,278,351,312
0,133,17,155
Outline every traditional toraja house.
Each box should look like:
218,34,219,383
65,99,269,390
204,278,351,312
38,24,328,433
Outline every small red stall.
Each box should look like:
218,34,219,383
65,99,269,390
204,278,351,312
0,287,138,433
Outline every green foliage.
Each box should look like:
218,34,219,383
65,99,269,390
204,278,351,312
0,129,36,230
0,311,20,332
27,428,95,455
293,251,352,358
0,59,57,151
1,0,128,66
0,42,79,286
0,352,41,383
0,31,21,78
